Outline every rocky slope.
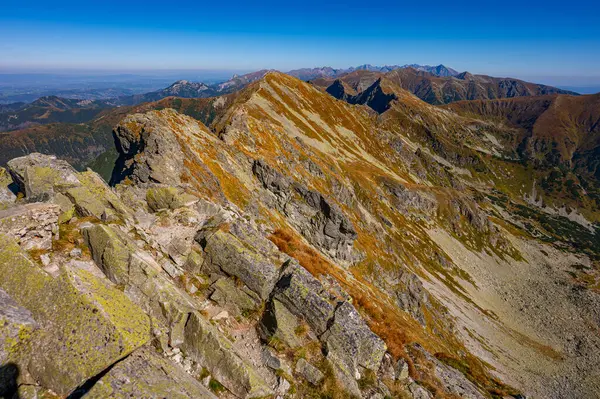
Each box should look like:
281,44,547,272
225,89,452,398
0,71,598,399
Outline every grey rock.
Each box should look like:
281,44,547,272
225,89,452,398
272,260,336,335
0,167,16,209
0,203,59,250
182,312,273,398
84,346,217,399
259,298,304,349
0,288,37,364
396,270,428,326
210,277,260,316
409,344,486,399
322,301,387,373
252,159,357,262
295,358,324,386
203,229,279,300
111,110,186,186
7,153,81,201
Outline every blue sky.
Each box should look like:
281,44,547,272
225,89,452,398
1,0,599,85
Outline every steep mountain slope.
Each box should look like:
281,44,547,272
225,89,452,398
317,68,578,105
445,93,600,208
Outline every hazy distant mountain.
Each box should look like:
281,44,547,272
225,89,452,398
400,64,459,77
214,69,272,93
288,64,459,80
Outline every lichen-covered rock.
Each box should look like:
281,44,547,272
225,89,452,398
83,225,197,349
210,277,260,316
111,111,186,186
83,224,134,285
259,298,304,349
203,229,280,300
0,288,37,364
272,260,336,335
322,301,387,373
0,167,16,209
146,186,199,212
84,346,217,399
0,203,59,250
295,358,324,386
7,153,81,201
182,312,272,398
0,234,151,396
66,170,131,220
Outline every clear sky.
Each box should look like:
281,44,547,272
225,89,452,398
2,0,599,85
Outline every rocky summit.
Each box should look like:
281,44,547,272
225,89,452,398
0,71,598,399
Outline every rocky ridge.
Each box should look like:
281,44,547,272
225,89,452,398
0,71,598,399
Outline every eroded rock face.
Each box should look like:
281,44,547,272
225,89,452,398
409,344,486,399
111,111,186,185
253,159,358,262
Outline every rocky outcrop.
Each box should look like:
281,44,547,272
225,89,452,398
0,234,151,396
182,312,273,398
110,111,186,185
7,153,81,201
253,159,358,262
84,346,217,399
409,344,487,399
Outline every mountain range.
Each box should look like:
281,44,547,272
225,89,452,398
0,69,598,399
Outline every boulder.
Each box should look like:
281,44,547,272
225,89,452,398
0,203,59,250
203,229,279,300
295,358,324,386
84,346,217,399
182,312,272,398
272,260,336,335
259,298,304,349
65,170,131,220
7,153,80,201
209,277,260,316
146,186,199,212
0,234,151,396
83,224,134,286
322,301,387,373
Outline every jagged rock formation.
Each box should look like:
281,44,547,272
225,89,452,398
0,71,598,399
